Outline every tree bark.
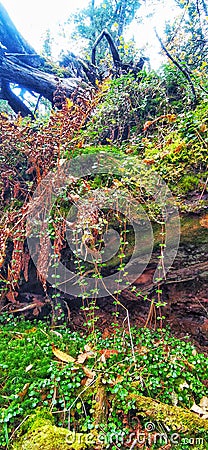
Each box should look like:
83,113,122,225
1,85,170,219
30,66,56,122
0,2,43,67
1,80,35,117
0,55,85,103
0,2,94,116
0,3,143,116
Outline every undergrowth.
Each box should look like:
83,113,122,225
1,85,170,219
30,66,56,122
0,64,207,449
0,64,207,304
0,315,207,449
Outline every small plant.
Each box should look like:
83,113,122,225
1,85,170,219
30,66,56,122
0,316,207,449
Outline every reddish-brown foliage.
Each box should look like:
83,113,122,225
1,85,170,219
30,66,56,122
0,85,99,305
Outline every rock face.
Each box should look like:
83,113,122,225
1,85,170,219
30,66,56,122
128,213,208,352
8,212,208,353
12,412,90,450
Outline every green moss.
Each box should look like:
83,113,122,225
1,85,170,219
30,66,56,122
128,392,208,434
12,414,92,450
19,409,55,435
178,174,200,194
180,213,208,245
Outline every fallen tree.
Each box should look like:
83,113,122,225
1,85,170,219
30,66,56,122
0,3,96,116
0,3,145,117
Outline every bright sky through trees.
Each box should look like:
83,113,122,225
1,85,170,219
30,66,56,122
1,0,88,50
1,0,179,68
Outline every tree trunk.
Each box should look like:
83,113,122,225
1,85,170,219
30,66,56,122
0,3,43,67
0,55,86,103
0,3,145,116
0,2,95,116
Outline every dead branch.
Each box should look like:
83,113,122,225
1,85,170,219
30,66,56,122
155,28,197,108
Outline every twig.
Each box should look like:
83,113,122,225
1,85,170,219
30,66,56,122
100,277,137,368
199,175,208,200
155,28,197,108
67,378,96,430
130,439,138,450
34,94,42,115
91,29,120,66
9,415,30,440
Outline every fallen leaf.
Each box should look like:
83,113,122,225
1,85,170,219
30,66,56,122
25,364,33,372
84,344,94,352
143,120,153,131
102,328,110,339
52,344,75,363
199,123,207,132
77,353,89,364
191,398,208,419
199,396,208,411
171,390,178,406
200,215,208,228
99,349,118,359
135,345,149,355
143,159,155,165
18,383,30,399
167,114,177,122
115,375,124,384
33,307,39,316
6,290,18,303
82,366,96,379
85,377,95,386
173,143,184,154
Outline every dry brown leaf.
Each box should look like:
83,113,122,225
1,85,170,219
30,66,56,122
82,366,96,379
115,375,124,384
191,398,208,419
84,344,94,353
199,396,208,411
77,347,96,364
200,215,208,229
135,345,149,355
6,290,18,303
99,349,118,359
77,353,89,364
33,307,39,316
199,123,207,132
18,383,30,399
102,328,111,339
52,344,75,363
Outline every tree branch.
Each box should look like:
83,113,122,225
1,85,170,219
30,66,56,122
128,392,208,433
91,29,121,66
0,55,86,102
155,28,197,108
1,80,34,117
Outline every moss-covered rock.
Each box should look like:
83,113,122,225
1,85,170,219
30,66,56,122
12,411,93,450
